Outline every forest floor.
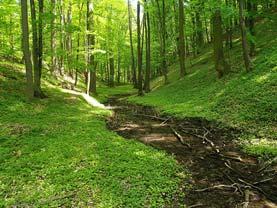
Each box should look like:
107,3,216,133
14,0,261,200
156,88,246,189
107,95,277,207
0,63,184,207
129,13,277,157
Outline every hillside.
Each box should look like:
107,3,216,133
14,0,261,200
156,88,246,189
129,14,277,156
0,62,184,207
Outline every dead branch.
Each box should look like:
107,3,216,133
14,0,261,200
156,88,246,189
188,203,204,208
224,161,244,178
238,178,269,198
159,117,171,125
181,129,215,148
222,171,243,195
195,183,239,193
171,127,191,148
253,177,274,185
219,154,244,163
257,157,277,173
133,113,168,121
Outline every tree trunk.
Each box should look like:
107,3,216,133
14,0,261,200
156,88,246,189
178,0,186,77
20,0,34,99
109,57,115,87
213,9,230,78
127,0,137,88
144,3,151,92
50,0,57,74
117,49,121,84
247,1,256,56
86,0,96,94
30,0,44,98
238,0,252,72
137,1,143,96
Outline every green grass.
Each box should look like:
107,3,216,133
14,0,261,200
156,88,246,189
0,63,186,207
129,14,277,157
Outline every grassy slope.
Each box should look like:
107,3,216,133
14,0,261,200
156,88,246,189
0,63,185,207
129,14,277,156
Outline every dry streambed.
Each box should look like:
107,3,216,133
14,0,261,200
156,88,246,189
106,95,277,208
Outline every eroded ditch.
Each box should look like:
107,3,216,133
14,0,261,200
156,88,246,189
105,95,277,208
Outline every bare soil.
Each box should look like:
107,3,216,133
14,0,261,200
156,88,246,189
106,95,277,208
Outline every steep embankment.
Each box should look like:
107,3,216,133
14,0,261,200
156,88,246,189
129,14,277,156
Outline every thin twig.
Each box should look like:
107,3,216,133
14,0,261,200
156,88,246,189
171,127,191,148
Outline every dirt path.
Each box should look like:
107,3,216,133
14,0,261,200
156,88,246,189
106,95,277,208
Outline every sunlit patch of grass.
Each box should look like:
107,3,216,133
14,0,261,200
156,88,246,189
0,64,186,207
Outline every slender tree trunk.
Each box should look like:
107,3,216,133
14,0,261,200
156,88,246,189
38,0,44,97
30,0,43,97
21,0,34,99
238,0,252,72
127,0,137,88
137,1,143,96
213,9,230,78
58,0,64,76
247,1,256,56
117,49,121,84
178,0,186,77
144,3,151,92
109,57,115,87
86,0,96,94
196,11,204,52
50,0,57,74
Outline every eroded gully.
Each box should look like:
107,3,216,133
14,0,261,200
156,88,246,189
105,95,277,208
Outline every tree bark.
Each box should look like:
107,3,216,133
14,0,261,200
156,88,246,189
50,0,57,74
86,0,96,94
178,0,186,77
238,0,252,72
30,0,43,97
137,1,143,96
144,2,151,92
109,57,115,87
247,1,256,56
213,9,230,78
128,0,137,88
20,0,34,99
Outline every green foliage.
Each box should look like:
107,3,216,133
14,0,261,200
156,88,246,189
0,63,185,207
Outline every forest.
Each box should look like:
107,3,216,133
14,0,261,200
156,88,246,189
0,0,276,207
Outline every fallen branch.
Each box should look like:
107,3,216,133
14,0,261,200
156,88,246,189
253,177,274,185
219,154,244,163
159,117,171,125
133,113,168,121
171,127,191,148
188,203,204,208
194,183,239,193
181,129,215,147
257,157,277,173
238,178,269,198
224,161,244,178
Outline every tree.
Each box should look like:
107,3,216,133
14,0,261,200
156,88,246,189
137,1,143,96
238,0,252,72
86,0,96,94
30,0,44,98
144,1,151,93
20,0,34,99
213,9,230,78
128,0,137,88
178,0,186,78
